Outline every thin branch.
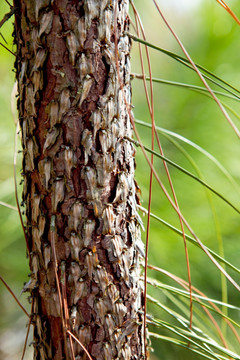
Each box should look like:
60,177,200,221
66,330,94,360
0,7,16,30
4,0,13,7
135,119,240,193
152,0,240,138
60,262,75,360
148,265,240,344
133,73,240,102
216,0,240,25
0,275,29,317
130,1,193,332
130,0,193,337
50,215,68,357
14,122,30,255
129,1,155,350
0,42,16,56
138,205,240,275
0,32,7,44
21,299,34,360
127,137,240,215
128,33,240,99
128,92,240,292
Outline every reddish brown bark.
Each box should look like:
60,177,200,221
14,0,145,359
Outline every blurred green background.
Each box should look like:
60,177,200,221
0,0,240,359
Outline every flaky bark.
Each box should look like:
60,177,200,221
14,0,144,359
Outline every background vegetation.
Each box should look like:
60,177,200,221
0,0,240,359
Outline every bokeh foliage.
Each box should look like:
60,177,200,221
0,0,240,359
131,0,240,358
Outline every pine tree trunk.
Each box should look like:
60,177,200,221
14,1,145,359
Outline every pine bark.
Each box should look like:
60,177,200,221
14,1,145,359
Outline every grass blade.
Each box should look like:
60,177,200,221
149,332,232,360
128,136,240,214
135,119,240,194
128,33,240,100
138,205,240,274
133,74,240,101
147,277,240,313
148,316,240,359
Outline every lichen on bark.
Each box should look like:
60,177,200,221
14,0,145,359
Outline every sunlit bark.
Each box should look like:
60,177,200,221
14,0,144,359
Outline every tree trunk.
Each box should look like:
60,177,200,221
14,0,145,359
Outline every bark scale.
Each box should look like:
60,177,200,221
14,0,145,359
